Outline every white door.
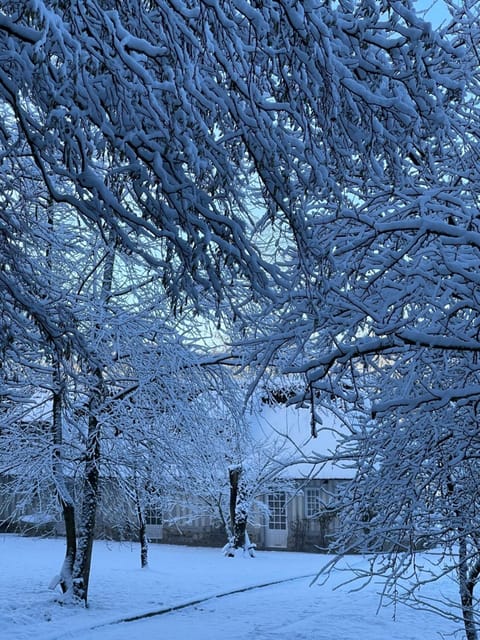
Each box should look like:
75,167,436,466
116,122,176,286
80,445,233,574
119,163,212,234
265,492,288,548
145,507,163,542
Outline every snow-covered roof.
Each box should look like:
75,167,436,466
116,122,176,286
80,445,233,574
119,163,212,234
248,403,356,480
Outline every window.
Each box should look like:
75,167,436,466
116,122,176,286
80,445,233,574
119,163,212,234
145,507,162,526
268,492,287,530
305,488,323,518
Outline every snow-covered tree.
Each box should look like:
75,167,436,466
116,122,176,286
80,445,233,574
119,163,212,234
309,346,480,640
96,323,236,566
238,3,480,638
2,0,465,310
157,385,296,558
106,344,295,559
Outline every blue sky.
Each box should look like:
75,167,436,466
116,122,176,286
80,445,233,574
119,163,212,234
416,0,452,27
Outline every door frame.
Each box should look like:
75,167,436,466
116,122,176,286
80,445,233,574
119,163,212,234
265,492,288,548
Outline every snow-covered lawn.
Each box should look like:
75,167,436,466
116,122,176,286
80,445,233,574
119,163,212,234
1,535,460,640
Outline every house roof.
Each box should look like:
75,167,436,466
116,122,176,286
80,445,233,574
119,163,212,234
248,402,356,480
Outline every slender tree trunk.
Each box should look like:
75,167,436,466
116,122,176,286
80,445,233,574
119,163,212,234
139,518,148,569
72,369,102,605
51,360,76,594
72,234,116,604
59,501,77,592
458,537,480,640
229,467,240,539
447,471,479,640
46,208,78,594
134,480,149,568
224,466,240,556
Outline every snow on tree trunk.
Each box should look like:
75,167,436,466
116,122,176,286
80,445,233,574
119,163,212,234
134,480,149,569
459,536,478,640
72,371,102,605
139,518,148,570
224,466,255,558
233,490,248,550
72,234,116,603
51,361,76,595
59,502,77,593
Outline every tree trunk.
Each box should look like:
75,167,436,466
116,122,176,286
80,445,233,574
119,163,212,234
72,370,102,605
448,471,479,640
59,501,77,593
72,234,116,603
224,466,240,556
51,360,77,594
134,481,149,568
139,518,148,569
46,211,78,595
234,480,255,556
459,537,479,640
229,467,240,539
233,497,247,550
225,466,254,557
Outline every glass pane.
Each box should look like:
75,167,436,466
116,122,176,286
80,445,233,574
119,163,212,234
145,507,163,526
305,488,322,518
268,492,287,530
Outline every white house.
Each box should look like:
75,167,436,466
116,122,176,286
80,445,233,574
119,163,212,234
147,401,356,552
1,392,356,553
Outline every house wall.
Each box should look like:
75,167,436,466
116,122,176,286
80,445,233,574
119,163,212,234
145,502,227,548
288,479,344,552
257,479,345,552
160,522,226,548
0,475,346,553
141,480,345,553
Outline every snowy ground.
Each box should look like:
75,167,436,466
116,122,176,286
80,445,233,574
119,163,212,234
1,535,461,640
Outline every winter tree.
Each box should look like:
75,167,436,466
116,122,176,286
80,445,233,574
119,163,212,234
156,379,297,558
96,323,239,567
104,337,297,560
239,3,480,639
323,351,480,640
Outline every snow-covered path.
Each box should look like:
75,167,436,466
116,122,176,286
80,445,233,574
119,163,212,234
1,536,459,640
56,576,442,640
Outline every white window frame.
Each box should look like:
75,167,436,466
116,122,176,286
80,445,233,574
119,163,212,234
145,506,163,526
268,492,287,530
305,487,323,518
